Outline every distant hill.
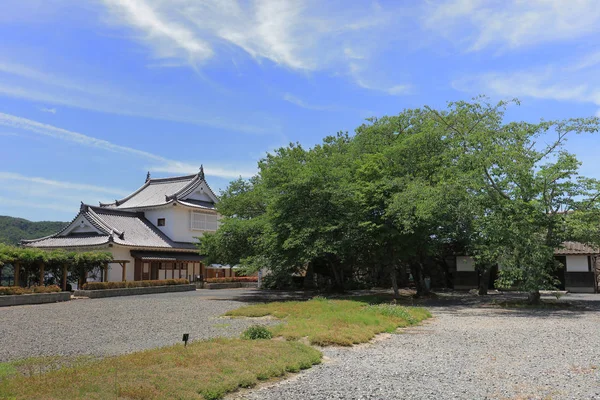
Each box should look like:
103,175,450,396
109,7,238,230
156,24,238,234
0,216,67,245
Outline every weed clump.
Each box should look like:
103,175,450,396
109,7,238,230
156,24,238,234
242,325,273,340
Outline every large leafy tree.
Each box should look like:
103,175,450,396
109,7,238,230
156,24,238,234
201,98,600,301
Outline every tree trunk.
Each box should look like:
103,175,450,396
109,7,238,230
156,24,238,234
303,262,316,289
411,263,429,297
528,290,541,305
329,260,344,293
398,263,408,288
390,265,399,299
478,265,491,296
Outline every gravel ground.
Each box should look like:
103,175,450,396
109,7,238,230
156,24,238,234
0,289,273,362
236,301,600,400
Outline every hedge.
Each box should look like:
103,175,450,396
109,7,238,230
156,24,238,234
82,279,189,290
205,277,258,283
0,285,61,295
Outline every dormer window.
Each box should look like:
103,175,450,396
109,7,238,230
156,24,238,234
157,218,166,227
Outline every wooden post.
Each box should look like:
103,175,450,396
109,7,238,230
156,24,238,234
62,265,68,291
172,263,175,279
121,262,127,282
83,270,88,286
39,262,45,286
13,262,20,287
104,263,108,282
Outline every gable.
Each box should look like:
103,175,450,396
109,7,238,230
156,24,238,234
182,182,217,203
59,214,103,236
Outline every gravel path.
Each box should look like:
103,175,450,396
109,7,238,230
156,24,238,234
237,304,600,400
0,289,272,362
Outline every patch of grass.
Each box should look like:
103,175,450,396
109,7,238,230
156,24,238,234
0,339,321,400
226,297,431,346
0,363,17,380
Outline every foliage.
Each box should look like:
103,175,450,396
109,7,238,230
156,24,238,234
81,279,188,290
202,97,600,299
227,298,431,346
242,325,273,340
0,243,113,287
0,216,66,246
205,277,257,283
0,338,322,400
0,285,61,295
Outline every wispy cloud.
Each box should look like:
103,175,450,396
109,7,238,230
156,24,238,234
101,0,408,93
425,0,600,51
40,107,56,114
0,172,129,196
0,196,74,214
349,63,411,96
0,112,256,179
102,0,213,63
452,52,600,113
0,61,270,134
282,93,334,111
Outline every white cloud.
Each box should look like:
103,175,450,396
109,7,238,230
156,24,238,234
40,107,56,114
282,93,333,111
102,0,213,63
349,63,411,96
0,112,256,179
0,63,269,134
100,0,408,93
452,52,600,111
0,172,129,196
0,196,74,214
425,0,600,51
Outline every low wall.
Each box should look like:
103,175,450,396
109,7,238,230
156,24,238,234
0,292,71,307
204,282,258,289
74,284,196,298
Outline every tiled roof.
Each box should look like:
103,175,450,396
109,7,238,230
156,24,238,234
23,205,198,251
99,170,218,210
555,241,599,255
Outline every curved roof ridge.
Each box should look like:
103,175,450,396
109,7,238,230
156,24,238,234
148,174,197,183
85,206,123,237
100,180,151,208
168,175,201,200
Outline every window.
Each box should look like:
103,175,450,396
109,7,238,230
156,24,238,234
191,211,218,231
157,218,165,226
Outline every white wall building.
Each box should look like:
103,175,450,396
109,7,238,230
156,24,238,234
23,167,219,282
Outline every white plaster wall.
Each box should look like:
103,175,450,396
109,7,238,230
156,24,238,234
566,255,589,272
144,207,176,240
145,206,217,243
106,245,135,281
456,256,476,272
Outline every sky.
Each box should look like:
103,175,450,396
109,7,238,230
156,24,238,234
1,0,600,221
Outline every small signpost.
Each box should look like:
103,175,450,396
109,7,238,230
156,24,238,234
182,333,189,347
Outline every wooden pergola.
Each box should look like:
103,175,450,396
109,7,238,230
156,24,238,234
102,260,131,283
59,260,130,291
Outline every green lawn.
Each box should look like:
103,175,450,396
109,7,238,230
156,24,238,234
0,339,321,400
1,297,430,399
226,297,431,346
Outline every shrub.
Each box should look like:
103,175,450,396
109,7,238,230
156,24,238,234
31,285,61,294
205,277,258,283
0,287,29,295
0,285,61,295
81,279,189,290
242,325,273,340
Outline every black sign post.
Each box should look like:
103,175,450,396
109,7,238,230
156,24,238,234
182,333,189,347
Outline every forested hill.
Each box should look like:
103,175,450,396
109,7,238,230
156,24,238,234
0,216,67,245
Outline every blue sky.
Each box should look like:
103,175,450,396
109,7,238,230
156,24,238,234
1,0,600,221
